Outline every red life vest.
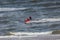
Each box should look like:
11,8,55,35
25,18,30,23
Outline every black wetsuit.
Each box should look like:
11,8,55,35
29,17,32,20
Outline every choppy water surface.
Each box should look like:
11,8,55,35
0,0,60,36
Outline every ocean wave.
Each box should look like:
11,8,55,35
0,1,27,4
0,8,28,11
40,1,56,4
41,5,60,9
40,1,60,4
8,31,52,36
46,5,60,8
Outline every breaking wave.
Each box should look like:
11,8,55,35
8,31,52,36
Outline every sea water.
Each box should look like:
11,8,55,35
0,0,60,36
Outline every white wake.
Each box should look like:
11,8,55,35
29,18,60,23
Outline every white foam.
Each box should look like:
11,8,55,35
0,8,27,11
29,18,60,23
9,31,52,36
0,31,52,38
